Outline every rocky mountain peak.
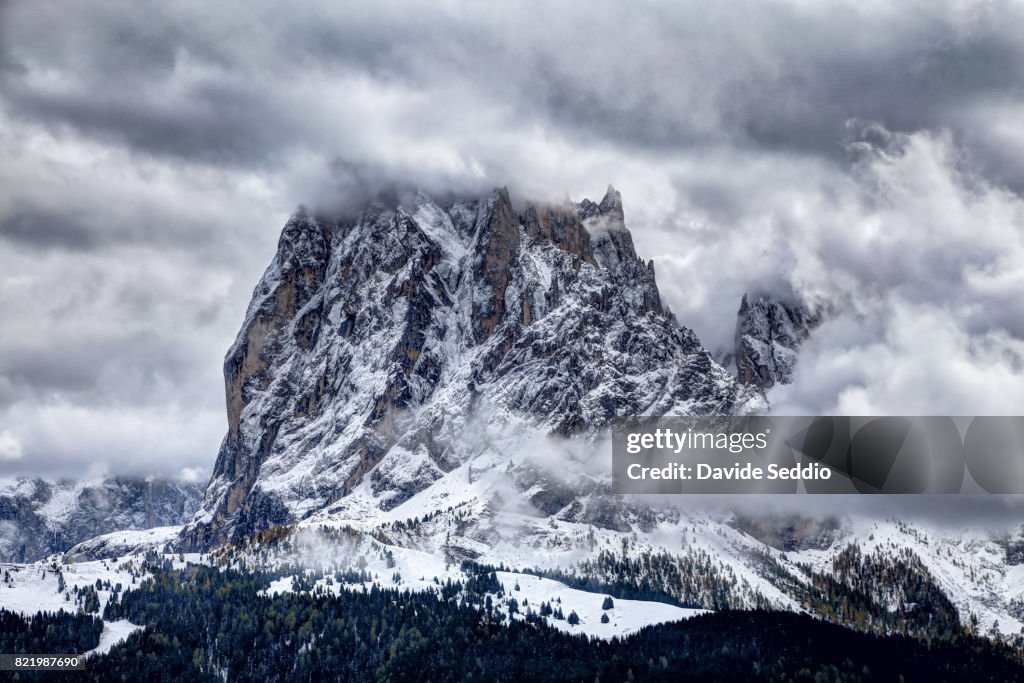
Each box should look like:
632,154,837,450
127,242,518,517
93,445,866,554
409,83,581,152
598,184,625,220
523,200,593,265
735,293,822,388
577,185,637,270
181,186,764,549
577,185,623,222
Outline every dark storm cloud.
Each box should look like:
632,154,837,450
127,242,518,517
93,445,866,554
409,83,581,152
0,331,195,406
3,1,1024,181
0,208,99,251
0,199,230,254
2,81,294,167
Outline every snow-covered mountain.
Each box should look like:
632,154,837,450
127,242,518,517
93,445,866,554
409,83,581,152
17,183,1005,649
0,477,202,562
160,186,1024,642
3,186,1023,647
181,186,764,548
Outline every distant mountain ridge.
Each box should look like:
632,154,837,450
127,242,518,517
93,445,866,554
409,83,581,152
0,476,202,562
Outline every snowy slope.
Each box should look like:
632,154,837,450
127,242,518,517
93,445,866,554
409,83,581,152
85,620,144,658
2,558,135,617
262,564,705,640
65,525,182,561
494,571,707,639
788,517,1024,636
4,502,1024,649
288,484,1024,639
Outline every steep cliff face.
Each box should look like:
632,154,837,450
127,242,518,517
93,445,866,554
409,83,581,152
0,477,202,562
734,294,822,388
182,187,764,548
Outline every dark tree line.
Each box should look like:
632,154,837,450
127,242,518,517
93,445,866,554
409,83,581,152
1,561,1022,682
0,608,102,657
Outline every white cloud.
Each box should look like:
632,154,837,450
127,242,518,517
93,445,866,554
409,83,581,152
178,466,209,484
0,429,23,461
765,128,1024,415
0,399,224,479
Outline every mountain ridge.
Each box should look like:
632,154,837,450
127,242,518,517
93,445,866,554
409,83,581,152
0,476,202,562
145,185,1024,643
181,186,764,548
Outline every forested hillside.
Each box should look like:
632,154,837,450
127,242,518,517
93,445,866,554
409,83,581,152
2,562,1021,682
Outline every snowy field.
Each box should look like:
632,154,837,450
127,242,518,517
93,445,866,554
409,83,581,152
495,571,707,639
0,555,155,656
85,620,144,657
261,557,706,640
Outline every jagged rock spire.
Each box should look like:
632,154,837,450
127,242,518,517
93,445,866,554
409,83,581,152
735,293,822,388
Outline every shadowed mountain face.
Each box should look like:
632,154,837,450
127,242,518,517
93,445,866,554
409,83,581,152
0,477,202,562
734,294,822,389
181,186,764,548
729,513,843,552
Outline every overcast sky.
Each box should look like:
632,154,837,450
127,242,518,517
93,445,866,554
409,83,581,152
2,0,1024,482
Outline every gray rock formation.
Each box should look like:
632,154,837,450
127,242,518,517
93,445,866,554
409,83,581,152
182,186,765,548
735,294,822,388
0,477,202,562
